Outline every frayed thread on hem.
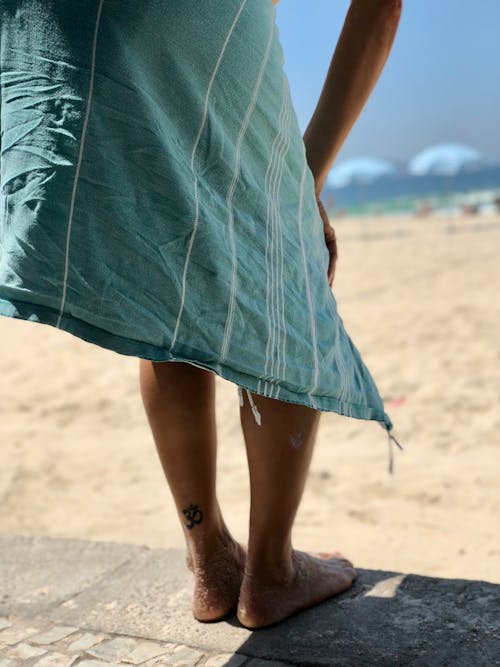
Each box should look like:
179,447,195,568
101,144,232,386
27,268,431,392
237,385,244,407
237,386,402,472
237,386,262,426
379,421,404,475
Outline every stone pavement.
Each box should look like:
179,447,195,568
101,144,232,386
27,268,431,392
0,534,499,666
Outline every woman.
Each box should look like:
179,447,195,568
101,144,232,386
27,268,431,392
0,0,402,628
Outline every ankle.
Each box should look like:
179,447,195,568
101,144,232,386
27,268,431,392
245,542,294,584
185,517,235,563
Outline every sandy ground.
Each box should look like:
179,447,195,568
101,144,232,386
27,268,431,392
1,213,499,584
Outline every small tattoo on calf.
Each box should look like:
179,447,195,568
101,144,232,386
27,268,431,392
289,431,305,449
183,503,203,530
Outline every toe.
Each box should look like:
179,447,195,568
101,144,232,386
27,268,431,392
315,550,343,559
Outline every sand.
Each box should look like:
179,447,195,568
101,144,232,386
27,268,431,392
1,213,499,584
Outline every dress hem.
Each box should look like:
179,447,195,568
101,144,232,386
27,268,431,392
0,295,394,432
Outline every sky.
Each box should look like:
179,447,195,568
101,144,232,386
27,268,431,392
275,0,500,167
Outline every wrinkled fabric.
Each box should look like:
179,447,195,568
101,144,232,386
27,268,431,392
0,0,393,433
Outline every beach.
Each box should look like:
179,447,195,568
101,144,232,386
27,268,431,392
1,212,499,584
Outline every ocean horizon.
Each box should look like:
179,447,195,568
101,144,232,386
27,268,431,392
323,165,500,217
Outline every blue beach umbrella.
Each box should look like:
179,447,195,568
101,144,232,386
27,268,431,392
407,143,484,176
327,156,397,188
408,143,486,219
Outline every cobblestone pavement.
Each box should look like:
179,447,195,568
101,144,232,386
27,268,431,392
0,616,292,667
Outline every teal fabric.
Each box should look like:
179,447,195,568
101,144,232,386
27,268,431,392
0,0,393,434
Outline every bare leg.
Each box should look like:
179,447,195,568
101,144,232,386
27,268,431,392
237,391,357,629
139,359,245,621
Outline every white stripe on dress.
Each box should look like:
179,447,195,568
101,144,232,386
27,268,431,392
326,293,351,405
56,0,105,329
267,93,290,391
275,95,295,399
270,94,293,398
259,74,289,397
339,315,363,404
219,9,275,364
257,72,286,396
263,92,287,395
297,161,319,408
169,0,249,352
336,315,350,403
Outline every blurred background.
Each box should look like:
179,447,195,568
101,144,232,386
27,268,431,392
1,1,499,584
278,0,500,217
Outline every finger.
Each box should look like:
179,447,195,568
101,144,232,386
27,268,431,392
328,259,336,286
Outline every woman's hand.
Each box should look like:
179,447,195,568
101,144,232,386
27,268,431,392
316,196,337,288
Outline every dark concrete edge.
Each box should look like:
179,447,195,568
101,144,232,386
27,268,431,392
2,533,500,667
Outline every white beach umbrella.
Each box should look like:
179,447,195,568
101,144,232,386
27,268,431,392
407,143,484,177
327,157,397,188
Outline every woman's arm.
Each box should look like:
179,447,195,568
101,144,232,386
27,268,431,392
302,0,402,195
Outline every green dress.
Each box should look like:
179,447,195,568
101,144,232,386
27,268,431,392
0,0,400,469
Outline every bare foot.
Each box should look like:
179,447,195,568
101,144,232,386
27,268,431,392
186,538,246,622
237,549,357,629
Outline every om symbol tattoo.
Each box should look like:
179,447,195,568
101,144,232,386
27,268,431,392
182,503,203,530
